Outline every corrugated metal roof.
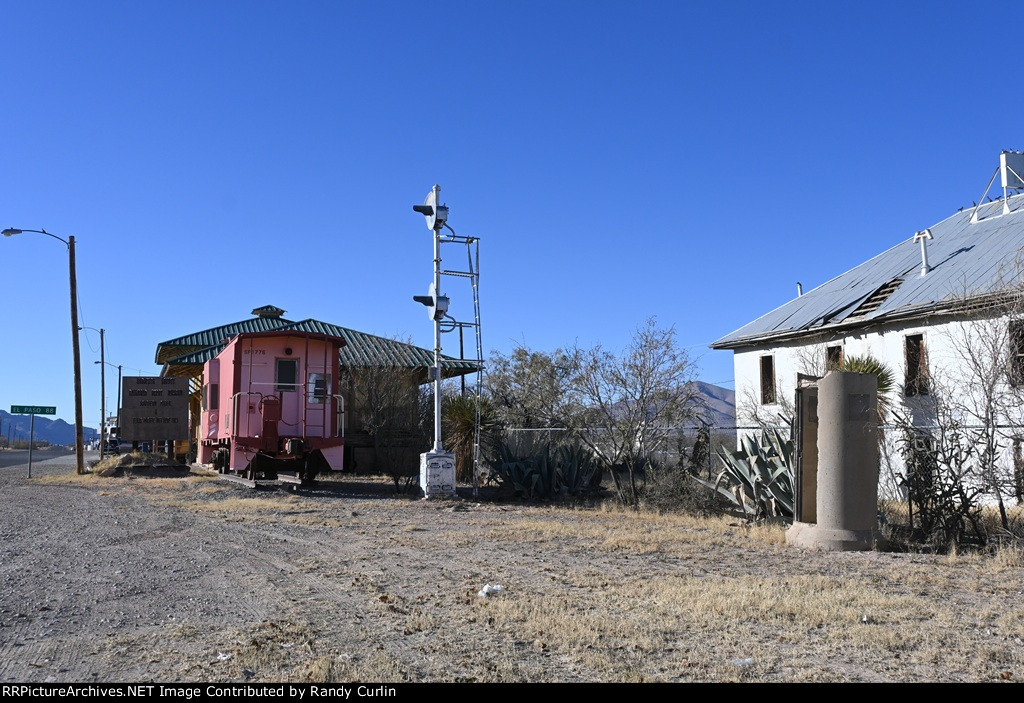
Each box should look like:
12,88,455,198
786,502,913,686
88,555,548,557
712,195,1024,349
280,319,478,371
155,316,295,363
160,317,479,376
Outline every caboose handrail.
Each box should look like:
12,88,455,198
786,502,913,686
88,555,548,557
333,394,345,438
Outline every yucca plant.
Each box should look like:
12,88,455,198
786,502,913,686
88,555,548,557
694,428,794,521
442,393,498,483
838,354,895,423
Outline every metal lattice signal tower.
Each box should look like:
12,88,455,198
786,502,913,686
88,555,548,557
412,185,484,496
440,232,484,493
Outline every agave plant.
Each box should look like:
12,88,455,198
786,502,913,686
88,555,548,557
490,442,601,499
694,428,794,521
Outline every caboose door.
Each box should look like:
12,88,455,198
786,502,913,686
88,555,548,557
275,357,302,435
304,369,332,438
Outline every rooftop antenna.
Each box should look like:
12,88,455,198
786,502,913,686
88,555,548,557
970,151,1024,222
913,228,933,277
1000,151,1024,215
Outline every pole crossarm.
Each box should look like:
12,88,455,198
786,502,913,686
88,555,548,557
2,227,70,247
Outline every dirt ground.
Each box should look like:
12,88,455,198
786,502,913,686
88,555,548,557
1,452,1022,683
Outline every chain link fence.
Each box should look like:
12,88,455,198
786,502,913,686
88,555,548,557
500,422,1024,505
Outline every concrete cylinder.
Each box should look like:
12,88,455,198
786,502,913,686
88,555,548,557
788,370,884,551
816,371,881,548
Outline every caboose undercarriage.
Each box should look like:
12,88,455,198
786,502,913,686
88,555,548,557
208,437,344,487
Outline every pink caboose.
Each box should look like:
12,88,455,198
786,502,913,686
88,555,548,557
199,330,346,483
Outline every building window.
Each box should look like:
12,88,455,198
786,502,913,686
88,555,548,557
276,358,299,392
307,372,331,404
905,334,928,396
1010,320,1024,386
825,345,843,371
760,355,776,404
903,429,937,501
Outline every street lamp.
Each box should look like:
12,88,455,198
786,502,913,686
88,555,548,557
95,360,121,448
2,227,85,474
82,327,105,459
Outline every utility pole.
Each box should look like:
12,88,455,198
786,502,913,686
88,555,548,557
69,236,85,474
3,228,85,474
85,327,106,458
116,364,122,438
99,328,105,458
98,328,105,459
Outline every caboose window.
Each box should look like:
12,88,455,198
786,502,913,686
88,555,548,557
203,383,219,411
276,358,299,392
308,372,331,403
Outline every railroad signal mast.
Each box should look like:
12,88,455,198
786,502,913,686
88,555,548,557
412,185,484,498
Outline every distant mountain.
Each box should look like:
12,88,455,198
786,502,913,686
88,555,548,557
688,381,735,427
594,381,735,429
0,410,98,445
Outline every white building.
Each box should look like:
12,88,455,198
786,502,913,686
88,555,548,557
712,153,1024,503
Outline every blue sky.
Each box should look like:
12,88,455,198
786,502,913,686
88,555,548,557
1,1,1020,428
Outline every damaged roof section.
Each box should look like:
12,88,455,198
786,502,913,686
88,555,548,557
712,195,1024,349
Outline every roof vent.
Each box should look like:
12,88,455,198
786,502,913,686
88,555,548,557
251,305,286,318
848,277,904,319
913,229,932,277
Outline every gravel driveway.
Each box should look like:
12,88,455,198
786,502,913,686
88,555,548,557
1,453,1021,683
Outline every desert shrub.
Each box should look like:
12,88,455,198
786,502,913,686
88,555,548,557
891,413,987,550
641,459,729,515
348,365,429,492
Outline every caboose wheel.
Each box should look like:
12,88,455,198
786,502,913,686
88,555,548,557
301,454,320,485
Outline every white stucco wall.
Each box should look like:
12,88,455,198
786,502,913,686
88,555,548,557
730,312,1024,501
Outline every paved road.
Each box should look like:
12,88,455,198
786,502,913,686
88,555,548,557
0,446,71,469
0,447,99,475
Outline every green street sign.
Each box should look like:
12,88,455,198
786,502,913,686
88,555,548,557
10,405,56,415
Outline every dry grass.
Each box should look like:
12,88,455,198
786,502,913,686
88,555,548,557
32,472,101,484
301,651,410,683
486,509,785,557
21,468,1024,682
92,451,174,472
158,495,304,522
471,564,1023,682
990,542,1024,569
881,500,1024,539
